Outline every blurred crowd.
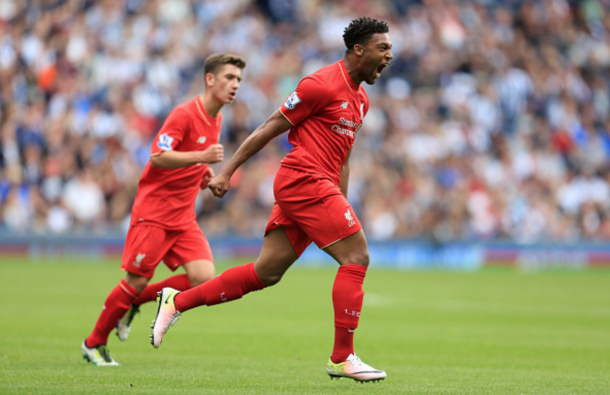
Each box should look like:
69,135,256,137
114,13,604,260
1,0,610,243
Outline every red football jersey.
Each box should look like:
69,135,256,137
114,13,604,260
279,59,369,185
131,98,222,230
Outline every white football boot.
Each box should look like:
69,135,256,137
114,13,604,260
150,288,181,348
326,353,386,382
81,340,119,366
116,304,140,341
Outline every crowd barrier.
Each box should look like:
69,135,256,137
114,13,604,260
1,232,608,271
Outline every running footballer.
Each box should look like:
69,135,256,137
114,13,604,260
81,53,245,366
151,18,392,382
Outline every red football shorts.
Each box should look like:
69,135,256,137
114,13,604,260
265,167,362,257
121,221,213,278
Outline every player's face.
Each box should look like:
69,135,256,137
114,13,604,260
208,64,243,105
360,33,393,85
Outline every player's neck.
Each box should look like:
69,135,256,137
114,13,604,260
199,93,222,118
342,55,363,86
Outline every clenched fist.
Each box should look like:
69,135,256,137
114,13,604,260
200,167,215,190
198,144,224,164
208,172,231,198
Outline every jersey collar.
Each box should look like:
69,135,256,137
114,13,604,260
338,59,360,91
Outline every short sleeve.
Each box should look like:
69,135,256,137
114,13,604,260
151,107,188,155
279,76,329,126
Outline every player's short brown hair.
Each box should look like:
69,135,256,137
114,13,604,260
203,53,246,78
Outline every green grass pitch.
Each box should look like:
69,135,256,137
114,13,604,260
1,258,609,394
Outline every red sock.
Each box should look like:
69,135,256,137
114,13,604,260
86,279,140,347
331,264,367,363
175,262,264,312
133,274,193,306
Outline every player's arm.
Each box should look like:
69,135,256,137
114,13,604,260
339,146,352,198
148,107,224,169
150,145,223,169
208,110,292,197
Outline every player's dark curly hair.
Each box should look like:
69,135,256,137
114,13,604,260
343,17,389,51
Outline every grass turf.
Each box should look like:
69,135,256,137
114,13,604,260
1,258,609,394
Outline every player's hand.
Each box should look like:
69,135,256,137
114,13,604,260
208,173,231,198
200,167,215,190
199,144,224,164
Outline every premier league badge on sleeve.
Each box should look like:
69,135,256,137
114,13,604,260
157,133,174,151
284,91,301,110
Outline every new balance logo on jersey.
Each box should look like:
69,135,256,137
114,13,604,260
158,134,174,151
345,209,355,227
133,253,146,268
284,92,301,110
340,101,349,109
197,136,207,144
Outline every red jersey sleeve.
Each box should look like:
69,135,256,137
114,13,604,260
279,76,330,126
151,107,189,155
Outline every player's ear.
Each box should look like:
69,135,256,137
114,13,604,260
353,43,365,57
205,72,216,87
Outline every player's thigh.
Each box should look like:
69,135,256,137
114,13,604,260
182,259,215,287
163,224,213,273
255,227,299,286
264,201,313,257
323,229,370,267
276,175,364,260
121,224,173,279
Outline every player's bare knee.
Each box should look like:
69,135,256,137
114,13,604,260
341,250,370,267
255,252,294,287
125,272,149,293
260,272,284,287
188,272,215,287
183,260,215,287
352,252,370,267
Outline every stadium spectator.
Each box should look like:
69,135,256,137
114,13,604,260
0,0,610,243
